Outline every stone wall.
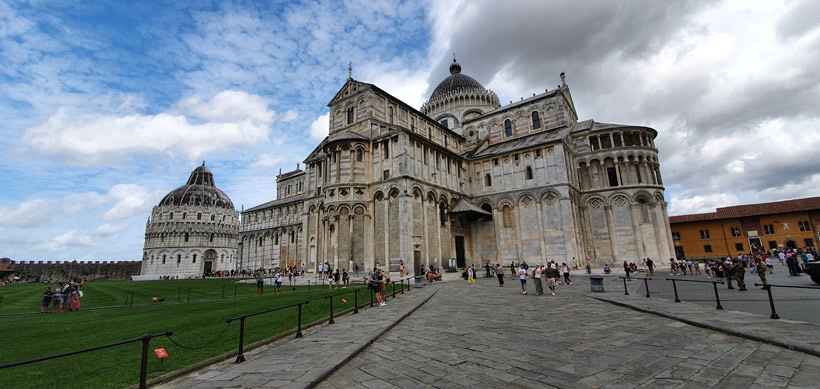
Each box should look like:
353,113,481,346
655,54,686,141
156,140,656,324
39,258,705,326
1,259,142,282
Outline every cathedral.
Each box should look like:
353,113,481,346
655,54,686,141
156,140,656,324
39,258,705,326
236,58,675,276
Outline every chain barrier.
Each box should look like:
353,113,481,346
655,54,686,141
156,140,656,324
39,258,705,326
165,322,232,350
303,297,328,314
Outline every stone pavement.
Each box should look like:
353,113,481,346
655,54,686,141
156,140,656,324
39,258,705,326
317,279,820,388
159,283,440,389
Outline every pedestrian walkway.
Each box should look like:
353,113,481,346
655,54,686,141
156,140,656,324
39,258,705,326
159,283,440,388
318,279,820,388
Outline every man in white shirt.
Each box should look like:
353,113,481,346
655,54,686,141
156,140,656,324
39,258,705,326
318,263,324,281
518,264,528,295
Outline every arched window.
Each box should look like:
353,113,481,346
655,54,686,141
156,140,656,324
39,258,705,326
502,205,513,228
481,204,493,222
356,149,363,161
192,254,196,264
162,255,166,264
290,231,295,243
209,233,214,242
182,212,187,220
439,202,447,226
485,174,492,187
210,214,215,221
347,108,354,124
169,212,174,220
532,111,541,129
258,237,263,247
525,166,533,180
504,119,513,137
410,117,415,131
275,234,279,245
177,255,181,264
197,213,202,220
388,106,394,124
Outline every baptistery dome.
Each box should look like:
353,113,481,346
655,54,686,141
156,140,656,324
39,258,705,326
158,163,234,209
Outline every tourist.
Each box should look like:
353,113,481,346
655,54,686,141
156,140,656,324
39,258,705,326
354,263,359,277
342,268,349,287
334,269,341,289
60,281,72,311
533,264,543,296
756,257,769,289
379,268,388,304
466,266,475,285
694,261,701,275
254,267,265,296
318,262,324,281
41,286,53,313
327,265,334,289
68,284,81,312
551,261,560,285
765,256,774,274
399,260,405,277
274,271,282,294
624,261,632,280
646,258,655,276
485,263,491,278
518,264,528,295
510,261,516,278
714,260,725,282
51,283,62,313
496,264,504,287
561,263,572,285
586,264,591,276
603,264,611,274
544,264,557,296
369,268,384,306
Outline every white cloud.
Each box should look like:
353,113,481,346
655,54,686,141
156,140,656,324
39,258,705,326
96,223,129,236
35,230,95,252
249,154,286,169
23,90,275,165
102,184,166,222
309,113,329,141
0,199,52,228
281,110,299,122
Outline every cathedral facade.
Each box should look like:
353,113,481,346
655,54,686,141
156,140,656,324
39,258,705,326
238,60,674,275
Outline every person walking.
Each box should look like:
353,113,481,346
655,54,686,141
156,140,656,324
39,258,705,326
756,257,769,289
41,286,53,313
561,263,573,285
545,265,557,296
646,258,655,276
533,264,544,296
369,268,384,307
624,261,632,280
255,267,265,296
466,266,475,285
496,264,505,286
518,264,528,295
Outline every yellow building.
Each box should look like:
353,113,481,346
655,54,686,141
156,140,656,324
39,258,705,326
669,197,820,260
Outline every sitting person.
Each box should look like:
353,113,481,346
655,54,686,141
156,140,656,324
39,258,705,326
603,264,612,274
430,269,442,281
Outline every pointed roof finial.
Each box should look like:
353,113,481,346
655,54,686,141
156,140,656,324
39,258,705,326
348,61,352,80
202,160,205,166
453,52,456,62
560,72,566,87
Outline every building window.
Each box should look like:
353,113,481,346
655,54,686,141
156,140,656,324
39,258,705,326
481,204,493,222
763,224,775,234
525,166,533,180
291,231,295,243
182,213,186,220
428,127,432,139
383,142,389,159
211,214,215,221
635,165,642,184
768,240,778,250
440,119,448,128
502,205,512,227
735,243,744,251
275,234,279,245
347,108,354,124
169,212,173,220
192,254,197,264
210,233,214,242
356,149,363,161
410,117,415,131
258,238,263,247
383,170,390,180
439,203,447,226
504,119,513,137
184,233,189,242
607,167,619,187
493,158,499,166
730,227,741,237
805,238,815,247
162,255,166,264
704,245,713,253
532,111,541,129
513,153,519,162
197,213,202,220
672,232,680,241
177,255,181,264
485,174,492,187
388,106,394,124
799,221,811,231
700,229,710,239
535,149,542,158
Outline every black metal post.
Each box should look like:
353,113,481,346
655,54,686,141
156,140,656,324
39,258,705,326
222,285,225,299
370,287,374,307
671,279,680,302
643,278,651,298
401,279,405,294
354,290,359,314
765,285,780,319
712,282,723,310
392,282,396,298
234,285,237,298
126,290,130,306
235,316,247,363
130,291,134,306
139,334,150,389
622,277,629,295
328,297,335,324
0,296,3,313
187,288,191,302
296,303,304,338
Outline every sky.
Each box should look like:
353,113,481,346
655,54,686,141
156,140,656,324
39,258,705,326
1,0,819,261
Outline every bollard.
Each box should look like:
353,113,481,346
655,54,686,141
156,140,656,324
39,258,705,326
712,282,723,310
296,303,304,338
139,334,150,389
622,278,629,295
125,290,130,306
392,282,396,298
761,284,780,319
354,289,359,314
643,278,651,298
401,279,405,294
222,285,225,299
671,279,681,302
234,316,247,363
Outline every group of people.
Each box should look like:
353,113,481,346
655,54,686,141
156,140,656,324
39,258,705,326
40,278,84,313
368,265,390,306
468,261,572,296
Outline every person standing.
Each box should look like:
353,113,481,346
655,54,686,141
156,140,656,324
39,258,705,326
518,264,528,295
545,265,557,296
68,284,81,312
646,258,655,276
369,268,384,307
756,257,769,289
496,264,504,286
765,256,774,274
342,268,349,287
561,263,573,285
399,260,405,277
533,264,544,296
485,263,491,278
624,261,632,280
510,262,516,278
466,266,475,285
354,263,359,277
51,283,62,313
318,262,324,282
378,268,388,303
274,271,282,294
334,268,341,289
41,286,53,313
254,268,265,296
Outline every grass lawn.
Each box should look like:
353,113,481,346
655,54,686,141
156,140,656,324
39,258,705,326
0,280,377,388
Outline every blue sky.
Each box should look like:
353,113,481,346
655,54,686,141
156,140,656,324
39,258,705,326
2,0,820,261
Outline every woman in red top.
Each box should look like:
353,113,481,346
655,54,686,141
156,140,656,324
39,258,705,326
623,261,632,280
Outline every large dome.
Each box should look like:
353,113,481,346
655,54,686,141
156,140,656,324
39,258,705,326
158,163,235,209
429,58,487,100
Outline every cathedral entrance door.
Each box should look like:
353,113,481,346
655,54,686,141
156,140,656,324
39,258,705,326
203,261,213,275
674,246,686,260
455,236,466,268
